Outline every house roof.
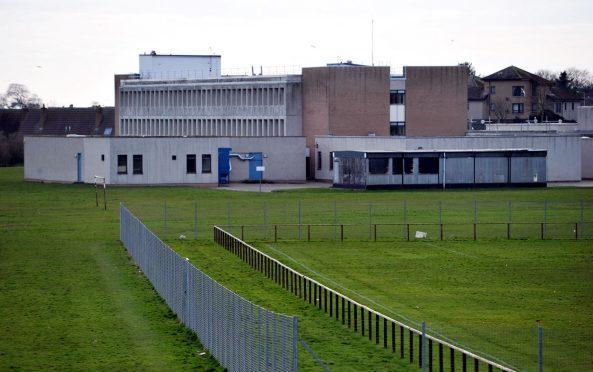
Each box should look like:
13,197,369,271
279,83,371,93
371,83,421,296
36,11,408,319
0,107,115,136
483,66,552,85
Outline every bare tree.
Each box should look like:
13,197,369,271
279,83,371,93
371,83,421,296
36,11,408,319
535,69,557,82
459,61,477,77
566,68,593,90
3,83,43,109
491,96,511,122
0,94,7,109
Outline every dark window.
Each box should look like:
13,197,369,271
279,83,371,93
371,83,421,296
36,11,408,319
392,158,403,174
531,103,537,113
512,103,524,113
101,154,105,162
390,122,405,136
490,102,496,111
572,102,575,110
201,154,211,173
404,158,414,174
490,85,496,94
368,158,388,174
555,103,562,113
132,155,143,174
117,155,127,174
317,151,322,170
329,152,334,171
389,90,405,105
564,102,567,110
418,157,439,174
512,86,525,97
186,154,196,174
172,155,177,160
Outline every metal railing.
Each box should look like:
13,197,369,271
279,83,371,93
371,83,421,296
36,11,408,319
120,204,298,371
214,226,516,372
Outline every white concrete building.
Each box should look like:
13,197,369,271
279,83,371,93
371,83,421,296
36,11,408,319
139,52,221,80
24,136,305,185
118,75,303,138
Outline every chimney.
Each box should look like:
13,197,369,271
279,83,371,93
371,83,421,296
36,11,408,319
39,105,47,132
94,105,102,133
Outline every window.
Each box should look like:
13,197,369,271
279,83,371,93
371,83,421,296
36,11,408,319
572,102,575,110
329,152,334,171
201,154,211,173
133,155,143,174
512,86,526,97
368,158,388,174
418,157,439,174
186,154,196,174
531,103,537,113
392,158,403,175
117,155,127,174
564,102,567,110
390,122,405,136
490,85,496,94
316,151,322,170
404,158,414,174
389,90,405,105
490,102,496,111
512,103,524,114
101,154,105,162
555,102,562,113
172,155,177,160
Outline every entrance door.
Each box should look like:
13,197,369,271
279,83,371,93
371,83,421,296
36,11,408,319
248,153,263,181
76,153,82,182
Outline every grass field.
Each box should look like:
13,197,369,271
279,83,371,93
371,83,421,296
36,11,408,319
250,240,593,371
2,164,592,371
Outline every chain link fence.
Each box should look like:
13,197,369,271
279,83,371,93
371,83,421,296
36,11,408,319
120,204,298,371
127,199,593,242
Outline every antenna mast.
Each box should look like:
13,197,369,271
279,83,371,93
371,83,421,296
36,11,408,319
371,19,374,66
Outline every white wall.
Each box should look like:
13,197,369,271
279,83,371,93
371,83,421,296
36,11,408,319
582,137,593,179
315,134,581,182
578,106,593,132
390,105,405,122
139,55,221,79
24,136,84,182
24,136,306,185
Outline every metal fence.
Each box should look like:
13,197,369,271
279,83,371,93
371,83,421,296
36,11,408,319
214,226,516,372
120,204,298,371
127,199,593,242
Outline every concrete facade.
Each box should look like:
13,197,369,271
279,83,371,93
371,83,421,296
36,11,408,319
24,136,306,185
314,134,581,182
578,106,593,132
302,66,390,177
139,53,221,80
118,75,302,138
405,66,469,136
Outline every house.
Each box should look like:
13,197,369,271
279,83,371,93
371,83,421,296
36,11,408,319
482,66,553,122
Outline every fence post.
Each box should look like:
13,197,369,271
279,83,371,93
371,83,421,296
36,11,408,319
164,201,167,239
333,200,337,240
403,200,407,239
293,317,299,371
580,199,584,237
298,200,302,240
422,321,426,372
263,201,267,240
544,200,548,239
508,201,512,239
575,222,578,240
184,257,190,324
227,202,231,226
538,321,543,372
194,202,198,239
368,203,372,241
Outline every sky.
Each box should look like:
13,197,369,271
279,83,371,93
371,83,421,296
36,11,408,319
1,0,592,107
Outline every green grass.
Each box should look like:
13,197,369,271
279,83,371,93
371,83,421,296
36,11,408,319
248,240,593,371
2,165,593,371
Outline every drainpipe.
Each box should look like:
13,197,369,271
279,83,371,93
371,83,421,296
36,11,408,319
442,152,446,189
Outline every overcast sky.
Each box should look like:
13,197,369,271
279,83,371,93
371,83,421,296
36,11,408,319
1,0,592,107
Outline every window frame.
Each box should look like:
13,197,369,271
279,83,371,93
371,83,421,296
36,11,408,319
117,154,127,174
512,86,526,97
186,154,197,174
512,103,524,114
418,157,439,174
132,154,143,175
201,154,212,174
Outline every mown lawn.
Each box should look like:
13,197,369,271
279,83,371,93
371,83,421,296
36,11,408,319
2,164,592,371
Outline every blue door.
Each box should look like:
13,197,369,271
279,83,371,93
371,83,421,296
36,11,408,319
248,152,263,181
76,153,82,182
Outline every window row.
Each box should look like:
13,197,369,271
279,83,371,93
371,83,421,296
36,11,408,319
489,85,527,97
120,118,286,137
121,86,285,109
368,157,439,175
116,154,212,175
389,90,405,105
